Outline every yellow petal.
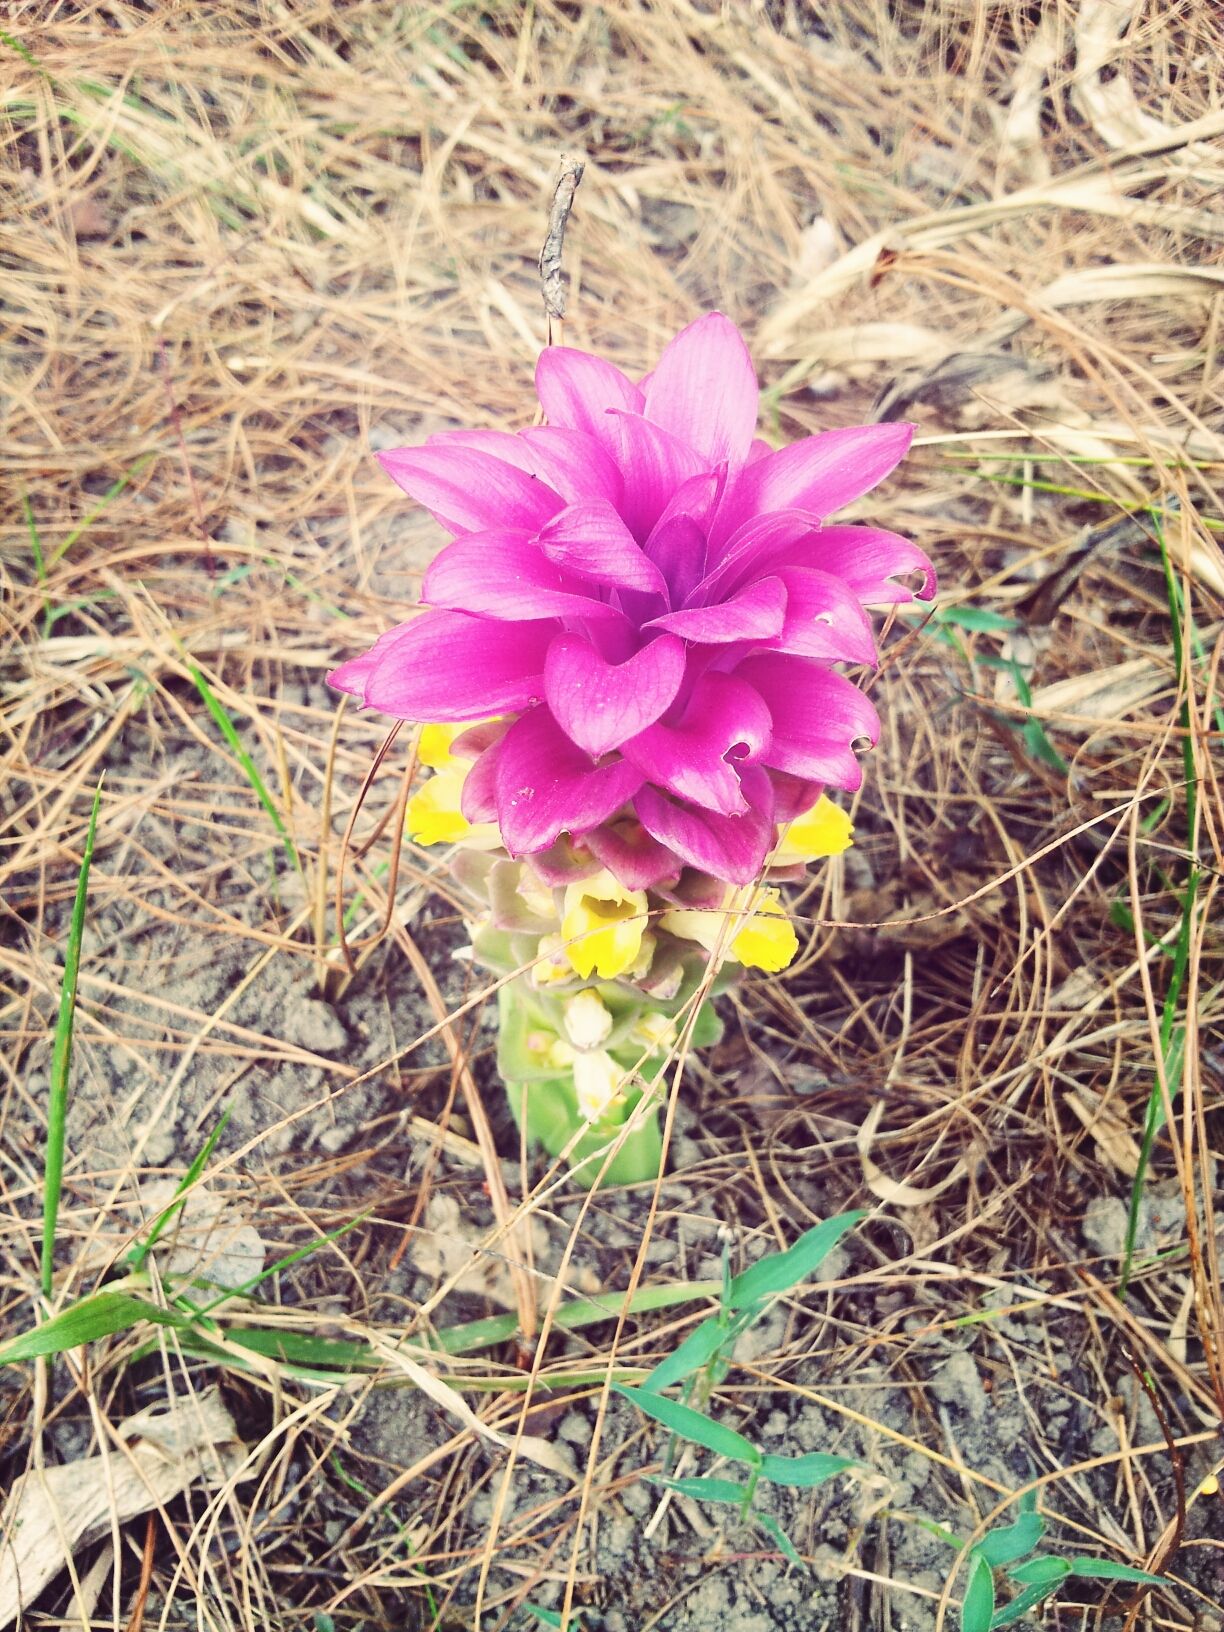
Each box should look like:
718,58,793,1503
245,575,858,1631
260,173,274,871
772,795,854,865
731,894,799,972
417,723,468,771
561,871,648,980
406,769,472,845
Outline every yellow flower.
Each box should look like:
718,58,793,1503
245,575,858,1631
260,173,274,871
406,767,472,845
771,795,854,865
407,723,501,849
661,886,799,973
561,870,649,981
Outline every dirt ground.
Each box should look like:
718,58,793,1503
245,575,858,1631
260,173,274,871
2,3,1223,1630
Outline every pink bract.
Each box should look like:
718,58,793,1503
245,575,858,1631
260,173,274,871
329,314,935,885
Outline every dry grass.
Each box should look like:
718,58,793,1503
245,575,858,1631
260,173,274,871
1,2,1222,1630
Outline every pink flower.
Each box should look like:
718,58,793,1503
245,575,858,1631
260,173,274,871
329,314,934,886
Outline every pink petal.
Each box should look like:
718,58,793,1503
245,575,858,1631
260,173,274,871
771,567,877,664
608,412,707,540
333,611,555,721
535,347,645,447
642,470,723,605
796,525,937,603
642,312,759,467
545,633,686,759
422,533,622,623
460,741,500,821
709,422,914,551
696,509,820,600
538,501,668,596
734,655,879,789
431,426,624,508
648,577,787,644
495,708,643,855
770,770,824,821
634,769,776,885
519,425,625,507
623,673,772,815
583,818,684,890
643,514,706,608
377,444,564,536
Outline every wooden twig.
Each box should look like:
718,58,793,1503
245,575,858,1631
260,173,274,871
538,154,585,345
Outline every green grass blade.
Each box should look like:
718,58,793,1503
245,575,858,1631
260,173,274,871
1121,507,1204,1293
47,454,154,568
187,1208,373,1317
653,1475,749,1505
187,661,301,873
128,1107,232,1271
726,1210,867,1310
1,1290,190,1365
755,1513,804,1569
42,780,102,1299
612,1384,761,1466
758,1452,859,1488
1068,1558,1165,1585
975,1509,1044,1568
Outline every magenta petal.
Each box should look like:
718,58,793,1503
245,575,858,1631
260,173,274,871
337,611,554,721
495,708,643,856
537,501,668,596
583,819,684,890
623,673,772,815
648,577,787,644
734,655,879,789
710,422,914,550
608,412,707,540
634,778,775,885
771,770,823,821
535,348,645,447
642,312,759,467
797,525,937,603
545,633,685,759
519,425,625,507
430,426,623,509
696,509,820,599
771,567,877,664
460,742,500,822
422,533,620,623
377,444,563,536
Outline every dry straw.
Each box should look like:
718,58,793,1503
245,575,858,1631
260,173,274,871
1,3,1221,1630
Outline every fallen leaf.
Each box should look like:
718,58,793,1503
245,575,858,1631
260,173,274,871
0,1387,248,1628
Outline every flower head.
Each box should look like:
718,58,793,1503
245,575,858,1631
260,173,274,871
330,314,934,887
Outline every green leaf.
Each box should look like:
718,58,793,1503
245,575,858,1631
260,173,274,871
976,1509,1045,1567
755,1512,805,1569
989,1581,1062,1628
759,1452,859,1489
641,1314,731,1393
1007,1556,1070,1586
726,1211,867,1310
0,1290,191,1365
1068,1558,1166,1585
653,1476,749,1506
961,1554,996,1632
612,1385,761,1466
